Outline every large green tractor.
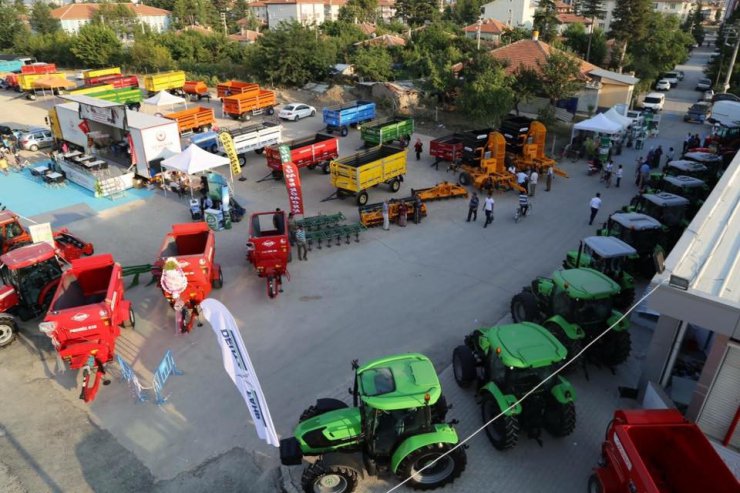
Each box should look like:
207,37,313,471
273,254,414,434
656,175,710,218
563,236,637,311
452,322,576,450
596,212,666,276
626,192,690,249
510,268,631,367
279,353,467,493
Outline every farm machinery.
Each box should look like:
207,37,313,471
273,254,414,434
456,132,526,193
453,323,576,450
508,121,568,177
596,212,666,277
246,211,291,298
589,409,740,493
153,223,223,333
563,236,637,311
0,243,63,348
359,197,427,227
511,268,631,367
650,175,710,218
40,254,134,402
625,192,690,249
411,182,468,202
279,353,467,493
0,209,93,261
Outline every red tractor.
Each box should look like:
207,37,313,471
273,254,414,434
152,223,223,333
0,209,94,262
590,409,740,493
0,243,64,349
246,211,291,298
40,254,134,402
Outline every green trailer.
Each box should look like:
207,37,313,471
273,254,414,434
361,116,414,147
86,87,143,110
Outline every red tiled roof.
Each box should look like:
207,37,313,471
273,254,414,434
262,0,346,4
248,1,266,6
358,22,377,35
355,34,406,47
228,30,263,42
557,13,593,24
51,3,170,20
463,18,510,35
490,38,596,77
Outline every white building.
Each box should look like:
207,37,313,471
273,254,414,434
479,0,536,28
264,0,347,28
50,3,171,35
597,0,697,32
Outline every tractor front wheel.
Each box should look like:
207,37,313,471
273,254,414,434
301,459,359,493
598,330,631,367
212,266,224,289
481,396,519,450
588,474,604,493
0,316,17,348
397,443,466,490
452,345,476,388
544,401,576,437
511,291,541,323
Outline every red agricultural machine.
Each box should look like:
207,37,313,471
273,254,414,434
590,409,739,493
246,211,291,298
153,223,223,333
0,243,63,349
40,254,134,403
0,209,94,262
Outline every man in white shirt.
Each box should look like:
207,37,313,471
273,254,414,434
516,170,527,186
529,170,539,196
589,193,602,225
483,193,495,228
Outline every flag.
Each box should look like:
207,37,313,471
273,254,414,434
279,145,304,215
78,119,90,134
218,131,241,176
127,133,137,166
200,299,280,447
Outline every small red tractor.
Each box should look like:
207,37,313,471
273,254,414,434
246,211,291,298
40,254,134,403
590,409,740,493
0,209,94,262
153,223,223,333
0,243,64,349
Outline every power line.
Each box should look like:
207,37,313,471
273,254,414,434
385,279,667,493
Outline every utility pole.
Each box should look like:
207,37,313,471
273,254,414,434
722,27,740,93
476,19,482,50
221,12,227,34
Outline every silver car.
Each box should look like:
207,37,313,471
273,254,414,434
696,78,712,91
19,128,54,151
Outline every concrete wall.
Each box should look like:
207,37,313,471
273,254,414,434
481,0,535,28
597,83,633,110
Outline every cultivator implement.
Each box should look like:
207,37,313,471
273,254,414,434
306,223,365,250
359,197,428,227
296,212,345,231
411,182,468,202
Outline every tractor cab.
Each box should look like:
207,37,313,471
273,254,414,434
632,192,689,228
599,212,665,276
660,175,710,204
0,243,62,320
546,268,620,331
665,160,712,183
0,210,31,254
682,151,724,173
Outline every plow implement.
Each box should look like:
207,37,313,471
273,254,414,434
411,182,468,201
359,197,428,227
297,212,366,250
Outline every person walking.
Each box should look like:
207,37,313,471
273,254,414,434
518,191,529,217
588,193,602,226
546,166,553,191
413,194,422,224
634,156,643,185
0,152,8,176
528,169,538,196
603,161,613,188
664,147,675,168
414,139,423,161
639,161,651,190
295,225,308,261
615,164,623,188
466,192,479,222
398,201,408,227
382,200,390,230
483,192,495,228
516,169,528,189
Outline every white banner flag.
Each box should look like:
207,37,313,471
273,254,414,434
200,299,280,447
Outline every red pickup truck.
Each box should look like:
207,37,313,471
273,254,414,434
264,133,339,178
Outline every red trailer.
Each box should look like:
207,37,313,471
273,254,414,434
430,134,465,167
184,80,209,100
5,74,19,91
0,210,93,262
246,211,291,298
152,223,222,333
590,409,740,493
84,74,139,89
264,133,339,178
40,254,134,402
20,63,57,75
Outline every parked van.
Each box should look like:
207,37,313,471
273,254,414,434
641,93,665,112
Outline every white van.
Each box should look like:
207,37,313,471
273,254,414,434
641,93,665,112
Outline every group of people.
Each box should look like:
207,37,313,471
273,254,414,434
683,132,707,153
0,134,20,175
381,195,424,230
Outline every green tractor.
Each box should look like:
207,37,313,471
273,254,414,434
657,175,710,218
563,236,637,311
665,159,713,184
596,212,666,276
626,192,690,249
279,353,467,493
682,151,724,185
452,322,576,450
510,268,631,367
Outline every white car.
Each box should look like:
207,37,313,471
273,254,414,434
278,103,316,121
641,92,666,112
655,79,671,91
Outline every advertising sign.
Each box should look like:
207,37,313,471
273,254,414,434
219,131,241,176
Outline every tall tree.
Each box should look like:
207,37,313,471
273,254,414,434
609,0,651,71
512,66,541,115
0,0,26,48
71,24,122,67
91,2,138,37
562,23,607,63
458,58,515,126
350,46,393,80
445,0,485,26
30,2,60,34
579,0,605,61
394,0,439,27
532,0,560,42
536,51,583,104
339,0,379,23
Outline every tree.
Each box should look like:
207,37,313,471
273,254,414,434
0,0,26,48
127,38,176,71
533,0,560,42
339,0,379,23
578,0,605,61
351,46,393,80
458,59,515,126
609,0,651,71
629,13,693,86
445,0,486,26
30,2,60,34
562,23,607,63
536,51,583,104
512,66,541,115
171,0,219,29
690,4,706,46
394,0,439,26
71,24,122,67
501,27,532,45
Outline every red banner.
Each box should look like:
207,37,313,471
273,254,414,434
282,161,304,215
78,119,90,134
127,133,137,166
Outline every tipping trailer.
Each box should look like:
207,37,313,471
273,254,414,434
82,67,121,80
222,89,276,120
265,133,339,178
143,70,186,95
590,409,740,493
430,134,465,166
20,63,57,75
69,83,115,96
72,86,143,110
217,80,259,99
221,121,282,163
322,100,376,137
361,116,414,146
84,74,139,89
40,254,134,403
328,145,406,205
184,80,209,100
164,106,215,134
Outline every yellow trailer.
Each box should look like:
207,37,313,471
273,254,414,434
143,70,186,95
82,67,121,80
18,72,65,91
327,145,407,205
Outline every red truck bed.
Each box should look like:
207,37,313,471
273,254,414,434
85,74,139,89
21,63,57,75
265,133,339,171
430,134,464,163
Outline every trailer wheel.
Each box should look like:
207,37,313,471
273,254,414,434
212,266,224,289
587,475,603,493
255,148,264,155
27,93,36,101
266,107,275,116
0,316,17,349
123,306,136,329
356,191,368,206
402,135,411,147
272,170,283,180
307,164,317,170
267,277,278,299
340,127,349,137
390,178,401,192
321,162,330,174
458,172,471,186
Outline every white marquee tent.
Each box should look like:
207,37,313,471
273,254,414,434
571,113,624,143
603,107,633,129
143,90,187,112
162,144,230,175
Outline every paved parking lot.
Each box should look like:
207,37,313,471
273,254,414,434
0,47,715,492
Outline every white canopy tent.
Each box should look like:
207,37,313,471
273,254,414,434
143,90,187,113
162,144,230,174
571,112,624,144
603,107,633,129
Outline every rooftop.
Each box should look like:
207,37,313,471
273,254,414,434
557,13,593,24
490,38,596,77
354,33,406,47
228,30,262,42
463,18,510,35
51,3,170,20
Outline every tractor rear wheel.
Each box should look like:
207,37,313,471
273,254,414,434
481,396,519,450
544,401,576,437
598,330,631,367
397,443,466,490
452,345,476,388
588,474,604,493
458,172,471,186
511,291,541,323
299,398,349,423
301,459,359,493
0,316,17,348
